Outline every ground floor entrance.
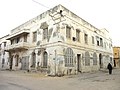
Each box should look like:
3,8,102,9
77,54,81,72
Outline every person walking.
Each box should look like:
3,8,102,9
107,63,113,74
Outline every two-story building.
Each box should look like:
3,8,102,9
1,4,113,75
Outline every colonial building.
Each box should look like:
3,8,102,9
1,5,113,75
113,47,120,68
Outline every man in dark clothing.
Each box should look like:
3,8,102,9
107,63,113,74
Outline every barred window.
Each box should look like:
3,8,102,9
65,48,74,67
85,51,90,66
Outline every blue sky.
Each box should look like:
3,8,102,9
0,0,120,46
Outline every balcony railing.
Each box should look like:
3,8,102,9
6,42,30,51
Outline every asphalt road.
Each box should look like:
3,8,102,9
0,69,120,90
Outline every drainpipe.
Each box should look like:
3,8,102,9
55,50,57,76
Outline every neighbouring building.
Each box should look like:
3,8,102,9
113,47,120,68
0,35,10,69
0,4,113,75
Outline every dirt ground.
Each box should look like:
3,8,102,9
0,68,120,90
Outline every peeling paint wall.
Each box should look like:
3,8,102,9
0,5,113,75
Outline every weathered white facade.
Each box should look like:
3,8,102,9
0,5,113,75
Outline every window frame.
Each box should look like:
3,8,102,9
33,31,37,42
43,28,48,40
65,48,74,67
66,26,71,39
76,29,80,42
84,33,88,44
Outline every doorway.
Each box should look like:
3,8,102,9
99,53,102,68
77,54,81,72
9,56,13,70
114,60,116,67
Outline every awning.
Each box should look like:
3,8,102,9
6,29,30,40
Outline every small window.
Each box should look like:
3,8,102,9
11,39,14,45
100,38,103,47
76,29,80,42
16,37,20,43
97,41,99,46
24,34,28,42
33,31,37,42
4,42,6,47
66,26,71,39
84,34,88,44
43,28,48,40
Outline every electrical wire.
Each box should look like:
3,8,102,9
32,0,50,9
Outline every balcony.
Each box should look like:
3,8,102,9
6,42,30,51
6,29,30,40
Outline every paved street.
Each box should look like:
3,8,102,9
0,69,120,90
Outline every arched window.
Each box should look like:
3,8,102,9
43,51,48,68
65,48,74,67
85,51,90,66
93,52,97,65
